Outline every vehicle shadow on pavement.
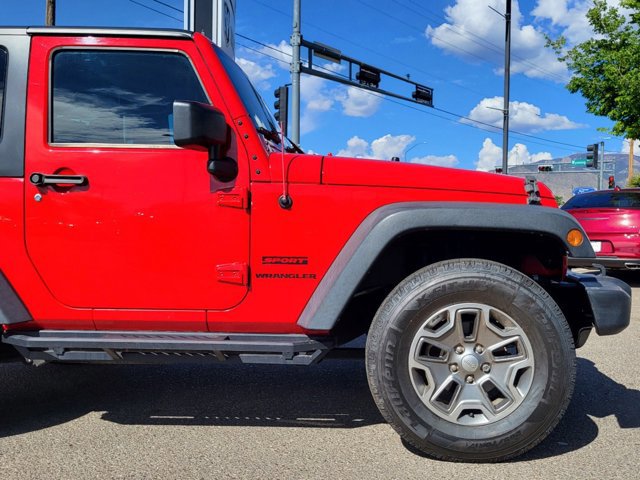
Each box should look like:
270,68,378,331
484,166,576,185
0,357,637,461
0,359,383,436
518,357,640,461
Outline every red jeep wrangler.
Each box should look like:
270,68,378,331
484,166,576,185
0,27,631,462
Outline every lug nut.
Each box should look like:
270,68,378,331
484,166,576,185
475,345,485,354
450,364,459,373
482,363,491,373
455,345,465,355
465,375,474,384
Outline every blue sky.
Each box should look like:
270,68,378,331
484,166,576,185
3,0,636,170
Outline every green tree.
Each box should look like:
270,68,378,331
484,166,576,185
627,174,640,187
548,0,640,139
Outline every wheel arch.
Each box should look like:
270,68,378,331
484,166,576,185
298,202,594,341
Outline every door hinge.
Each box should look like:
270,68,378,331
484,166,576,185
525,176,541,205
216,262,249,286
217,187,249,209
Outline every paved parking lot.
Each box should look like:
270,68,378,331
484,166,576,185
0,275,638,479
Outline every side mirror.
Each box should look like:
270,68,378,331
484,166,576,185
173,101,237,183
173,100,228,148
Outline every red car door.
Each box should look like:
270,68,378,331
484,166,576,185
24,35,249,328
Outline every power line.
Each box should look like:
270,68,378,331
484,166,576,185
238,33,583,152
236,42,290,67
126,0,583,154
356,88,581,152
245,0,488,98
149,0,182,14
355,0,501,68
237,34,351,80
394,0,568,83
395,0,504,54
128,0,182,22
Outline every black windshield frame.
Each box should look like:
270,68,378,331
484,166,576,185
214,44,294,152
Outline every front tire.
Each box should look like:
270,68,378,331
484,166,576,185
366,259,575,462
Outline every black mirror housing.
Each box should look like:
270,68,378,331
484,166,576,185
173,100,228,148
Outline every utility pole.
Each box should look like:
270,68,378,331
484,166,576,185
290,0,302,144
490,0,512,174
45,0,56,26
502,0,512,174
630,139,635,181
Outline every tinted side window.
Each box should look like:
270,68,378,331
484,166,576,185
563,191,640,209
0,48,7,136
52,50,208,145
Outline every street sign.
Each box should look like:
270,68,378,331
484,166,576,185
573,186,596,196
571,158,587,166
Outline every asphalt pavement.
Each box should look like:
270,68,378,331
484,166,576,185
0,276,638,479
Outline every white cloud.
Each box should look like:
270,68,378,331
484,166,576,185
371,134,415,159
477,138,503,171
299,75,336,134
336,134,458,166
465,97,584,133
338,87,383,117
236,58,276,88
621,138,640,154
257,40,292,66
410,155,459,168
300,76,333,111
475,138,552,170
337,134,415,160
531,151,554,162
532,0,593,44
533,1,630,45
509,143,552,165
337,136,372,158
426,0,569,81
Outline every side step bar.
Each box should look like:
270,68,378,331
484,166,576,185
2,330,332,366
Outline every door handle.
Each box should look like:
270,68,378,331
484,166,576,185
29,172,88,187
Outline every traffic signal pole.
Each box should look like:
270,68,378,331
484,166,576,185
598,141,604,190
290,0,301,144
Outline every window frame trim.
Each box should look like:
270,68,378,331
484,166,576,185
48,46,212,149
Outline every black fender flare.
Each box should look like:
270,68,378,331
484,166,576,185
297,202,594,331
0,272,31,325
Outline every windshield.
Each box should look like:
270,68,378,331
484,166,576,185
562,190,640,209
215,44,292,151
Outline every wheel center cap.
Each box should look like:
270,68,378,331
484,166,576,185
461,354,480,372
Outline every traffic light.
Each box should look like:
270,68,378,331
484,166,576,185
356,65,381,88
274,85,289,137
586,143,599,169
538,165,553,172
609,175,615,189
412,85,433,107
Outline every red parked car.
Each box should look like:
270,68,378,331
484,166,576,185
563,188,640,269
